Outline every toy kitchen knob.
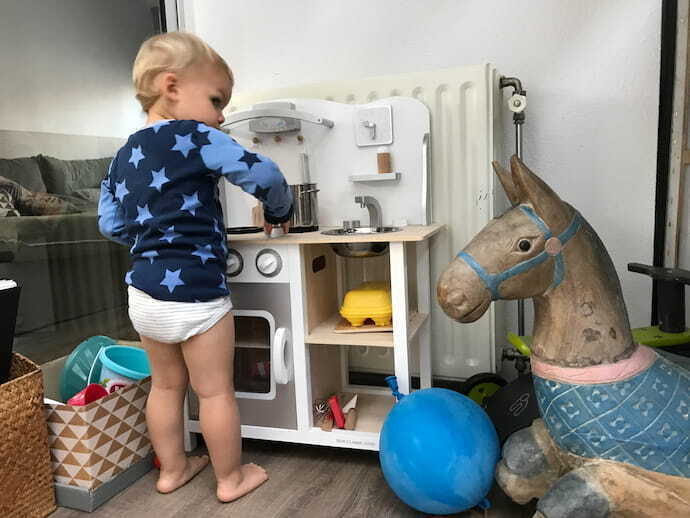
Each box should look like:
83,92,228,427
256,249,282,277
226,249,243,277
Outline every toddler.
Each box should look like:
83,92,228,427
98,31,293,502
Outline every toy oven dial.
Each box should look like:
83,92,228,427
256,249,282,277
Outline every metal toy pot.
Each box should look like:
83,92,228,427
289,183,319,232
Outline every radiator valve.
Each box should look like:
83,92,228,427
508,93,527,113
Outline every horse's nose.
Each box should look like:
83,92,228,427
437,257,490,323
437,283,468,313
446,289,467,308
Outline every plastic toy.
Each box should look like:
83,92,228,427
339,281,392,327
59,335,116,401
378,376,499,515
97,345,150,393
437,156,690,517
327,394,346,428
66,383,108,406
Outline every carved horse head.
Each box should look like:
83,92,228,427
437,156,635,367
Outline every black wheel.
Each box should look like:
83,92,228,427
462,372,507,407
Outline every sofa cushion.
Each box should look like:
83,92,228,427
37,155,112,195
71,188,101,205
0,157,46,193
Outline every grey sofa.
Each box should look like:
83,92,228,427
0,154,132,362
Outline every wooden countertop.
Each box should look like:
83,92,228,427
226,224,445,245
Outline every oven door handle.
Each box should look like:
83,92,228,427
272,327,293,384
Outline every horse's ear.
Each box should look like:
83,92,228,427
492,161,521,206
510,155,570,230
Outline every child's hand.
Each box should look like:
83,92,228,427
263,221,290,236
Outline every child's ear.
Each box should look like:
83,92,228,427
159,72,179,101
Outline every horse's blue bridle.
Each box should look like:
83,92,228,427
457,205,582,300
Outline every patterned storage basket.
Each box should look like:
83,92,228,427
0,353,56,517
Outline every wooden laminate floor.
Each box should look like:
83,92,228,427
52,440,536,518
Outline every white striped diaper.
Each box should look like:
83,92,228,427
127,286,233,343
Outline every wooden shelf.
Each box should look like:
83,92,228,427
351,392,395,433
349,172,401,182
305,312,428,347
313,393,394,434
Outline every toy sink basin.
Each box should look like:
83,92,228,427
322,226,401,236
340,281,393,327
321,227,401,258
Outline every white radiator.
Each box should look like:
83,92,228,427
230,64,506,380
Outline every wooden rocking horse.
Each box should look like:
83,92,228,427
437,156,690,517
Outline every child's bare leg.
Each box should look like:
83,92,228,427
141,335,209,493
182,312,268,502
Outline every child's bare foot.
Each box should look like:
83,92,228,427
156,455,209,494
216,463,268,502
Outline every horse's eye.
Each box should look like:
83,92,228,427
518,239,531,252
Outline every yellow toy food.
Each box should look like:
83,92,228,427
339,281,393,327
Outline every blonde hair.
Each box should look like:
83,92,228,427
132,32,233,112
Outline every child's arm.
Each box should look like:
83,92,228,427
199,125,293,225
97,160,130,246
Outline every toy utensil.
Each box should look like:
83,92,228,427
342,394,358,413
328,395,346,428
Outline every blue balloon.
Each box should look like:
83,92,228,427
379,387,500,515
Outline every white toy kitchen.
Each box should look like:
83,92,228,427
184,65,504,451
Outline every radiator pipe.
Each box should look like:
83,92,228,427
652,0,677,324
499,77,524,96
500,76,527,336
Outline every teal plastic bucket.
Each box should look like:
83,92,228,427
97,346,150,393
59,336,116,402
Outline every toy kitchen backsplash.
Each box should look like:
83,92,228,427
220,97,431,230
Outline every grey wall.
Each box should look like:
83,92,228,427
0,0,158,138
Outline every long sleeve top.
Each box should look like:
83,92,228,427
98,119,293,302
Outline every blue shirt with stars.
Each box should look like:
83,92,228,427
98,119,293,302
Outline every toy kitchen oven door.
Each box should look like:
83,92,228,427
183,242,297,451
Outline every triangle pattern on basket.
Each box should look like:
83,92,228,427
43,377,152,489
